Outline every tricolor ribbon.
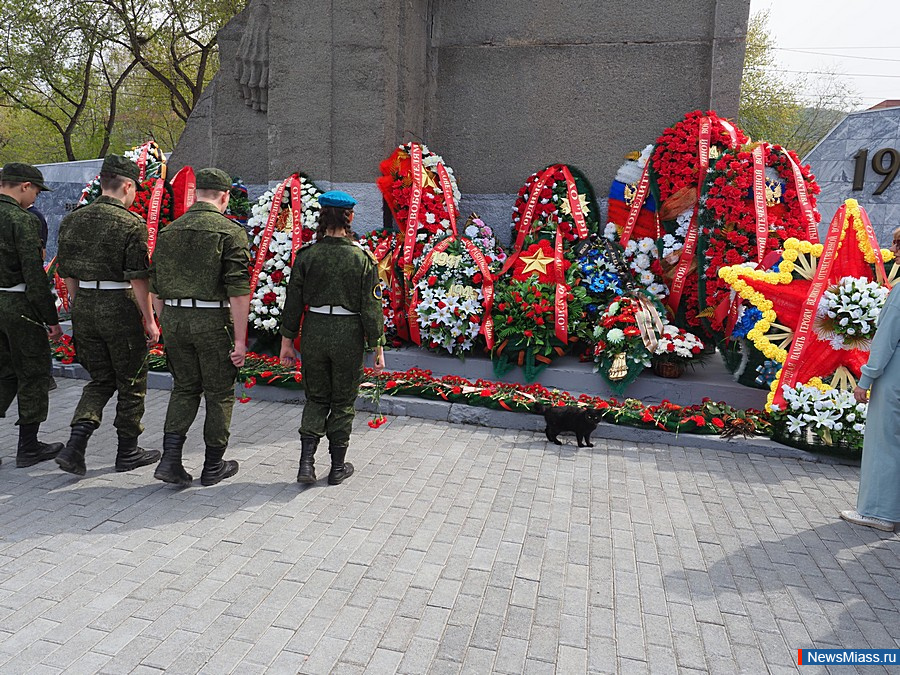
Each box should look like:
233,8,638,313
146,178,166,258
772,206,846,409
436,163,458,237
402,144,425,270
249,179,288,295
751,144,769,264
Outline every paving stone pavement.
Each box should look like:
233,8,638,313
0,379,898,674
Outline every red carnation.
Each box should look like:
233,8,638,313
262,292,277,305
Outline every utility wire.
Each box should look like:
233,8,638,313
775,48,900,63
746,67,900,78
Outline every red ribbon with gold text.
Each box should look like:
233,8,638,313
553,228,569,344
137,143,150,181
288,174,304,266
402,144,425,271
667,116,712,312
620,161,652,246
499,168,552,277
460,238,496,349
249,179,288,295
390,245,409,340
751,144,769,264
171,166,196,220
560,166,589,240
783,150,820,244
407,237,456,345
436,163,458,237
772,206,845,409
146,178,166,258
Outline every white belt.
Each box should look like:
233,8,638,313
0,283,26,292
308,305,358,316
78,280,131,290
164,298,230,309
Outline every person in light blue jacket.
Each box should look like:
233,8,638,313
841,227,900,532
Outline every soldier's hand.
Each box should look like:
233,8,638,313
280,337,298,368
373,347,385,374
47,324,63,342
144,319,160,346
231,341,247,368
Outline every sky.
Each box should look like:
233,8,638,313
748,0,900,110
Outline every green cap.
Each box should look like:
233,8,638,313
0,162,52,191
196,168,231,192
101,154,141,183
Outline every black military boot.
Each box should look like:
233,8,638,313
327,443,354,485
55,422,95,475
115,436,161,472
200,446,239,486
153,432,193,487
297,435,319,484
17,423,64,468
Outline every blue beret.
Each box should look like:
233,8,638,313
319,190,357,209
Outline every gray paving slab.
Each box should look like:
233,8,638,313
0,379,897,673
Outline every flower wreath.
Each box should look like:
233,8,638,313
698,143,821,339
491,164,599,380
592,295,659,394
79,140,167,206
129,178,175,227
408,220,504,356
719,200,895,449
247,174,322,334
377,142,460,265
633,111,749,332
769,378,867,453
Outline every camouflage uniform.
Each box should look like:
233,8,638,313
57,195,151,437
280,237,385,446
0,194,58,425
150,202,251,449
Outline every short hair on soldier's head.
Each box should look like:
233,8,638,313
196,187,227,201
0,180,25,190
99,172,131,193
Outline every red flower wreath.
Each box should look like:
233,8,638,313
698,144,821,335
129,178,174,227
512,240,570,284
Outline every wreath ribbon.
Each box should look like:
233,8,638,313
436,163,458,237
288,174,304,266
553,229,569,344
137,143,150,181
560,166,589,240
751,144,769,264
667,116,712,312
460,239,496,349
620,161,652,245
859,206,890,288
407,237,456,346
249,178,289,295
772,205,846,409
171,166,196,219
146,178,166,258
402,144,425,271
783,150,820,244
499,167,553,277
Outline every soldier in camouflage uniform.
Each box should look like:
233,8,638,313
150,168,251,488
0,163,64,468
279,190,385,485
54,155,162,476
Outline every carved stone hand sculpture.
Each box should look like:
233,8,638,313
235,0,270,112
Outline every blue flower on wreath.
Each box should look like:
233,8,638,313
731,306,762,339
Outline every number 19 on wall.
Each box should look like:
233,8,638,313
852,148,898,195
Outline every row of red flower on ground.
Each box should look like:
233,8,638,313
51,338,768,438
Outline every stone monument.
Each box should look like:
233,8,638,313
170,0,751,231
804,104,900,246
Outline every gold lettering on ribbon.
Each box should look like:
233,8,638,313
500,168,552,276
772,206,845,409
621,162,651,245
461,238,495,349
436,163,458,236
250,179,288,294
403,144,425,270
783,150,819,244
561,166,588,239
553,229,568,344
146,178,165,258
137,143,149,182
288,174,303,266
752,144,769,264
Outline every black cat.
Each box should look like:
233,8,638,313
534,404,604,447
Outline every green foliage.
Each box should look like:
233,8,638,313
739,10,858,156
0,0,245,164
